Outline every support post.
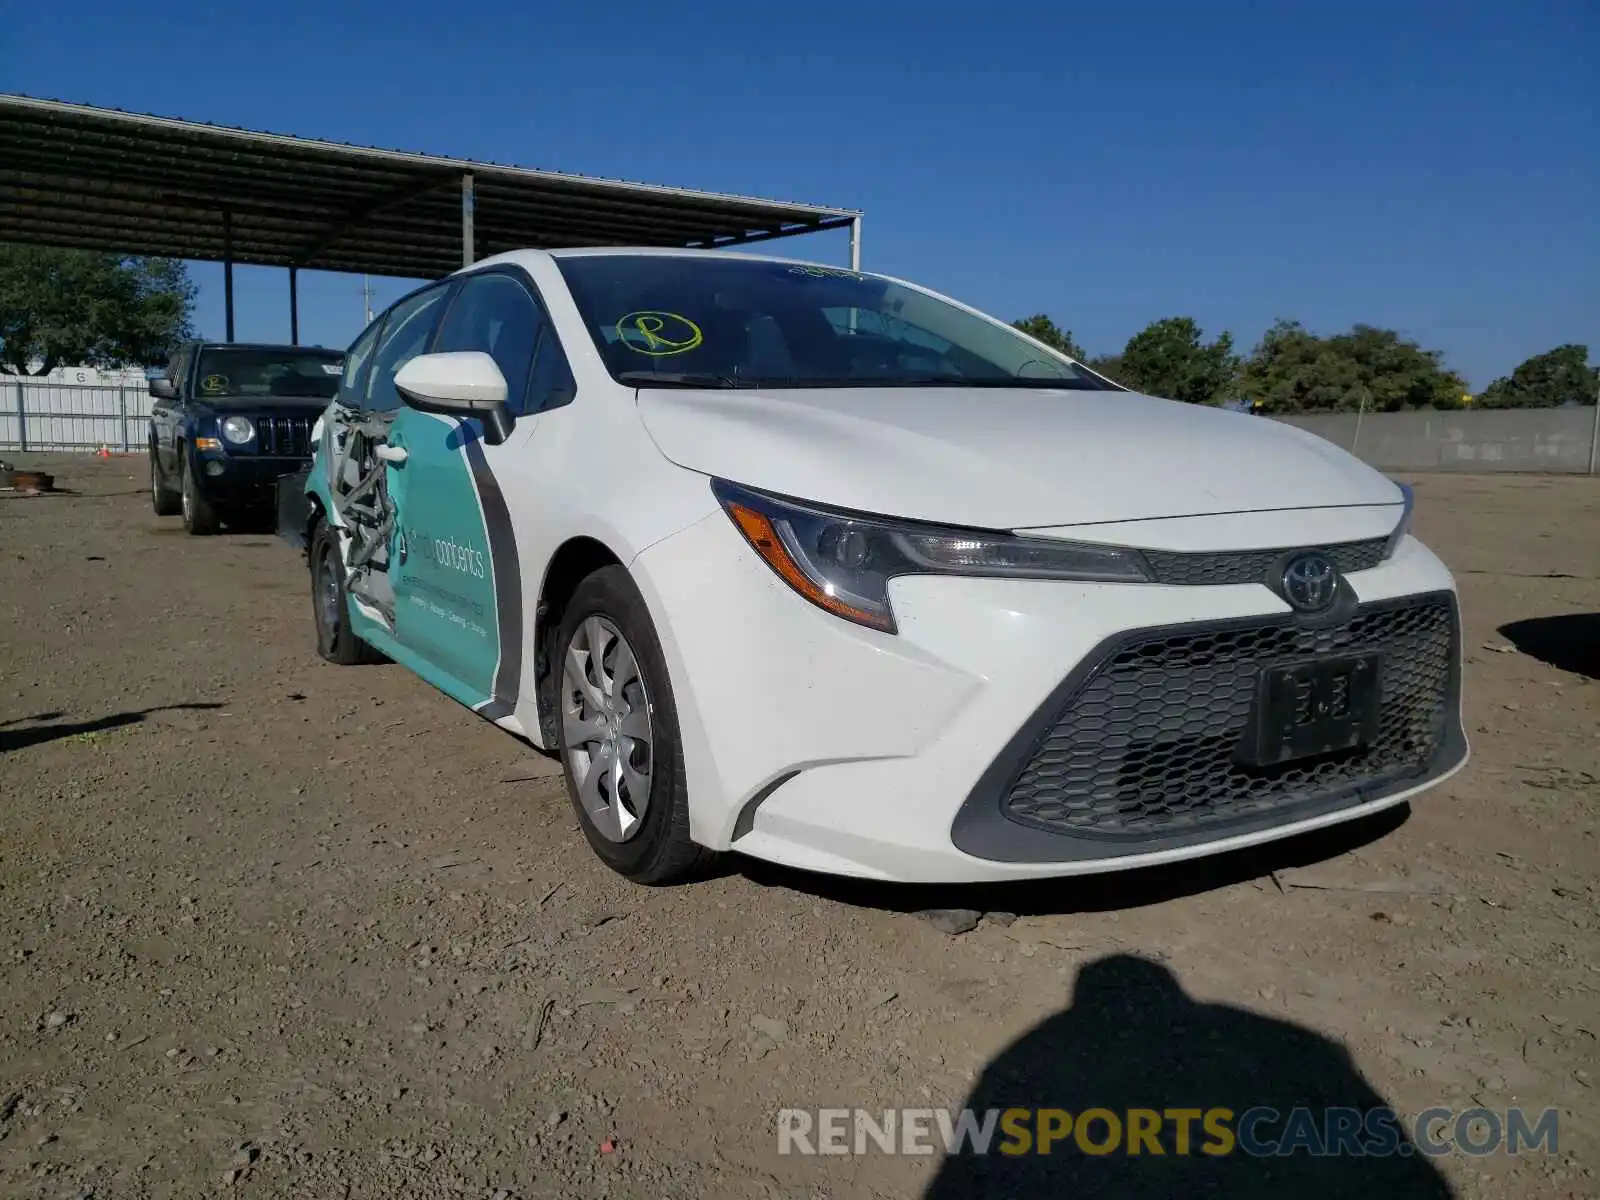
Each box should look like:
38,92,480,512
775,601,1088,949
118,387,131,452
845,216,864,334
1588,382,1599,475
461,173,476,268
13,379,25,453
289,266,299,345
1351,389,1366,459
223,209,235,343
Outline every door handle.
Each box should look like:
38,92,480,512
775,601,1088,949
375,444,408,464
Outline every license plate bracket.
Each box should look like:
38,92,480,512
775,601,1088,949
1238,653,1382,767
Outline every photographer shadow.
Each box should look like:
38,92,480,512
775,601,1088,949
926,954,1453,1199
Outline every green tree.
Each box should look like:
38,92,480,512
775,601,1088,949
1085,353,1124,384
1012,314,1087,362
1114,317,1238,405
0,245,196,376
1240,319,1467,413
1476,344,1597,408
1240,319,1355,413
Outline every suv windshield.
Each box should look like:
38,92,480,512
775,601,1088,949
193,347,344,400
555,255,1117,391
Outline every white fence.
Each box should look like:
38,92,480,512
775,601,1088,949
0,379,154,452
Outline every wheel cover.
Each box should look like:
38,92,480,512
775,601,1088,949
562,615,653,843
316,544,341,637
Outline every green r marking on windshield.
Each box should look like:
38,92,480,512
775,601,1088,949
616,311,703,356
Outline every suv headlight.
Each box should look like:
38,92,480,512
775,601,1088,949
220,415,255,445
712,479,1151,633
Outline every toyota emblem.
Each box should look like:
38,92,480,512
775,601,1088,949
1281,553,1339,612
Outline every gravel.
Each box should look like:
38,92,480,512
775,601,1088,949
0,457,1595,1199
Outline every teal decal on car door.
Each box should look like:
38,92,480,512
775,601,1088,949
386,409,505,708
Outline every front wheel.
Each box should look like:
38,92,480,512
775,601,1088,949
556,566,712,884
180,453,220,535
310,521,381,665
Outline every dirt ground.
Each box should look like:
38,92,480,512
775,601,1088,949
1,455,1595,1200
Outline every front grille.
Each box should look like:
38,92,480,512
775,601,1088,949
257,415,313,457
1001,594,1456,840
1142,538,1389,587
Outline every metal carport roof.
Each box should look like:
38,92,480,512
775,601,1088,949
0,94,861,281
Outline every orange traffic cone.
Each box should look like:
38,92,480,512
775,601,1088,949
96,445,111,459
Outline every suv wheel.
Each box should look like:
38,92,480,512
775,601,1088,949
556,566,713,884
150,446,180,516
180,453,220,535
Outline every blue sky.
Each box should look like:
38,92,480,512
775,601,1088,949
4,0,1594,389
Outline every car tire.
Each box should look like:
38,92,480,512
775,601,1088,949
179,452,221,535
556,566,713,884
150,445,180,516
310,520,382,666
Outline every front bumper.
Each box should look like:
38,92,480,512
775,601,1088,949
951,590,1463,863
190,451,309,507
632,513,1467,883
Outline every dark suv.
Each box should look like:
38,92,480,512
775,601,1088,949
149,342,343,534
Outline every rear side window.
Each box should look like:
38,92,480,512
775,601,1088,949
364,285,449,412
338,320,384,408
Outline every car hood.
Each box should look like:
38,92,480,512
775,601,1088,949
636,385,1402,529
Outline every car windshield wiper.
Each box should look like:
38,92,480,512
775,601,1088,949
793,375,1090,389
615,370,755,389
614,371,1098,391
892,375,1097,388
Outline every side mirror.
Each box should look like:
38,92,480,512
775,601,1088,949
149,377,177,400
394,351,515,445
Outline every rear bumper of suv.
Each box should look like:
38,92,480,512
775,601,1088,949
633,513,1468,883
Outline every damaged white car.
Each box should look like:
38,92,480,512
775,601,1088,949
283,248,1466,885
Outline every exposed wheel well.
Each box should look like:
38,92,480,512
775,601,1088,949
535,537,623,744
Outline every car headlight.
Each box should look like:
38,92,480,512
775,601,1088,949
1383,481,1415,559
220,415,255,445
712,479,1151,633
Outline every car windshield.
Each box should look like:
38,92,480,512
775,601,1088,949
555,255,1117,391
193,347,344,400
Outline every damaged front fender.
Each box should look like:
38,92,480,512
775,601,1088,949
294,402,402,637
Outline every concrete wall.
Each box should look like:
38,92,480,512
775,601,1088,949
1272,408,1599,474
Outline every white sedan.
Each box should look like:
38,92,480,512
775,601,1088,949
294,248,1466,884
